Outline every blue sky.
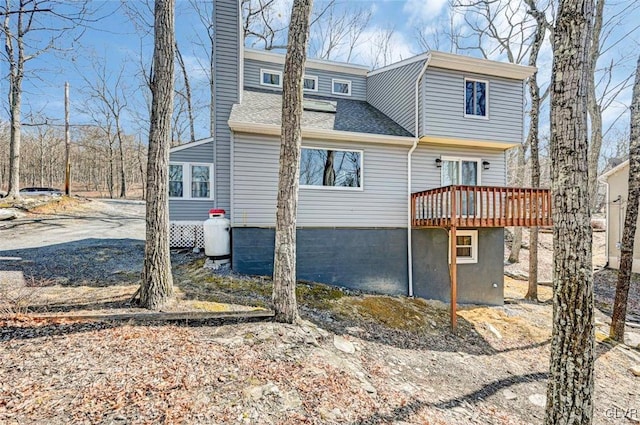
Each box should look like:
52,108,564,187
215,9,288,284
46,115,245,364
1,0,639,148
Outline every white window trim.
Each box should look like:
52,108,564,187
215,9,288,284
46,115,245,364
463,78,489,120
449,229,479,264
331,78,352,96
299,146,364,191
440,156,482,186
260,68,283,88
169,162,214,200
303,75,318,92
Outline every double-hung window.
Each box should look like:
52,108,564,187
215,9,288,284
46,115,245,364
464,79,488,118
169,164,184,198
168,163,214,199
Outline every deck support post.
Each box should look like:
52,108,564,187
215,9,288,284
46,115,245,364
449,226,458,332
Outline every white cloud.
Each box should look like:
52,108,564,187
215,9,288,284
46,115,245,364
403,0,449,24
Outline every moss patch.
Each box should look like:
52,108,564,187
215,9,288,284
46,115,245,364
296,282,345,309
174,258,349,311
333,295,452,333
189,300,232,312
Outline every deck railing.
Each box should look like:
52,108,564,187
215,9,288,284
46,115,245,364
411,185,552,228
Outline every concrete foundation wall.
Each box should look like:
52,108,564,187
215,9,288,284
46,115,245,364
232,227,504,305
411,228,504,305
232,227,408,295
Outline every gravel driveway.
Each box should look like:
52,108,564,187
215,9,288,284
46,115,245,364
0,199,145,286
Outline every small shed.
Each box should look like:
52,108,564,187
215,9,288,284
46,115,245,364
600,160,640,272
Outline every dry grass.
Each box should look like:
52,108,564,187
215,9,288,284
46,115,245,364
0,276,55,316
0,195,87,215
26,196,86,214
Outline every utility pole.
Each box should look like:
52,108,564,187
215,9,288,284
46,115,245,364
64,82,71,195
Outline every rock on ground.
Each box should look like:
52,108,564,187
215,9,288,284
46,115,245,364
333,335,355,354
528,393,547,408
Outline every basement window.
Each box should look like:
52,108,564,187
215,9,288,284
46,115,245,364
451,230,478,264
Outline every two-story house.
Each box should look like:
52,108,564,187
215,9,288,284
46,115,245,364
168,0,551,307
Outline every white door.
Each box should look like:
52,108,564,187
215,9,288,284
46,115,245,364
441,158,480,215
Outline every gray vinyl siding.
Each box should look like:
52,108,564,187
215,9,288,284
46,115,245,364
169,141,213,163
243,58,367,101
168,141,214,221
422,67,524,144
411,144,506,192
169,199,214,221
213,0,240,214
366,60,426,136
232,133,408,227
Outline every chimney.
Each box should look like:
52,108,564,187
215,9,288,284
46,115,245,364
213,0,243,212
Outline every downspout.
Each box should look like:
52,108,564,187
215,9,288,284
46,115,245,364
407,54,432,297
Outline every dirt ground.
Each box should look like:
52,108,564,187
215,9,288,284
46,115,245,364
1,200,639,424
504,227,640,322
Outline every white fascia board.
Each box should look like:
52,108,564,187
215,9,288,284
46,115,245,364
428,51,536,80
244,49,369,76
367,51,536,80
169,137,214,153
419,135,519,150
598,160,629,181
367,53,430,77
228,120,415,146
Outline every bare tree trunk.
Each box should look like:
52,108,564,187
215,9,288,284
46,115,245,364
545,0,596,423
7,65,22,199
139,0,175,310
39,139,44,187
587,0,605,211
323,150,335,186
508,142,528,263
525,0,548,302
272,0,313,324
117,130,127,198
108,138,115,199
508,226,523,263
610,56,640,342
137,139,146,200
175,43,196,144
4,1,24,199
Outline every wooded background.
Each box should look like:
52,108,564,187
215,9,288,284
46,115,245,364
0,0,637,202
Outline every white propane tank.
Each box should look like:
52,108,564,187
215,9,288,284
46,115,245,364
203,209,231,267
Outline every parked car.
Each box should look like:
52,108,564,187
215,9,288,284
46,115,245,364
19,187,63,197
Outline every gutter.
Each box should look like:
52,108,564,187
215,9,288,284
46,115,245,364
407,55,432,297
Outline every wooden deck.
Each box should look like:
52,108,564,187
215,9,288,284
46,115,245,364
411,185,552,228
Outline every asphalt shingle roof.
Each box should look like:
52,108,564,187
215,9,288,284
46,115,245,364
229,88,413,138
